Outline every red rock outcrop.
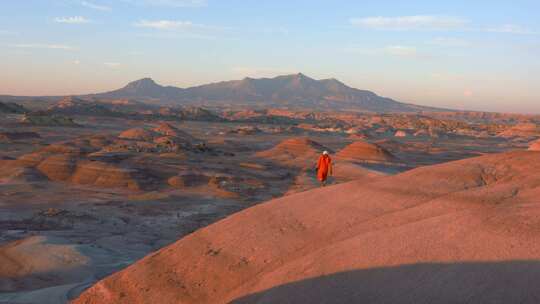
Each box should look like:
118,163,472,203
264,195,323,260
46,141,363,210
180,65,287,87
36,154,78,181
71,161,144,190
118,128,157,141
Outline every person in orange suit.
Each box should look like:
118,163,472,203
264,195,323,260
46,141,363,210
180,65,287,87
316,150,333,186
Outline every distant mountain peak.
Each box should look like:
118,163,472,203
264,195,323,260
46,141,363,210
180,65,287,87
274,73,317,88
124,78,161,90
283,72,312,80
133,77,155,83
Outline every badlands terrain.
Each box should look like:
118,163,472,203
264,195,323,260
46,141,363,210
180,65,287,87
1,75,540,303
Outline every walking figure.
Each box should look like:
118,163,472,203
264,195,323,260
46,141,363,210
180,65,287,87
316,150,333,186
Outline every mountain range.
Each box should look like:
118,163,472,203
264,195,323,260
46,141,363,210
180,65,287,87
89,73,441,113
0,73,444,113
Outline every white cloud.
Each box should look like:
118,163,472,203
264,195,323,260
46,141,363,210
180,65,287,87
133,19,227,40
134,20,195,30
81,1,111,11
350,15,468,31
485,24,536,34
137,32,219,40
10,43,76,50
104,62,121,68
349,15,537,35
55,16,90,24
73,60,81,65
122,0,206,7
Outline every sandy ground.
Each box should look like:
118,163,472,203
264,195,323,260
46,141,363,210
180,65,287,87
0,113,526,303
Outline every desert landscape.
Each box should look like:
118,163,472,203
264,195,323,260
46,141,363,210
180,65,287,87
1,75,540,303
2,1,540,303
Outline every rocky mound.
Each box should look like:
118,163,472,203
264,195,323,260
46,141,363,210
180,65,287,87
255,137,331,165
36,154,78,181
498,123,540,138
16,152,49,167
153,123,183,137
0,160,45,183
47,96,117,116
336,140,396,162
118,128,157,141
152,123,197,146
13,141,153,189
528,139,540,151
74,151,540,304
71,160,145,190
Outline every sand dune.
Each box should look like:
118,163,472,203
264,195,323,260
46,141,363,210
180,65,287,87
153,123,194,139
335,140,396,163
255,137,331,166
74,150,540,304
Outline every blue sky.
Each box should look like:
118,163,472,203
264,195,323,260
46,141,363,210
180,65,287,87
1,0,539,113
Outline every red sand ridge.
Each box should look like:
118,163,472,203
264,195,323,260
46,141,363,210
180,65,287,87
335,140,396,163
118,128,157,141
74,151,540,304
528,139,540,151
255,137,331,165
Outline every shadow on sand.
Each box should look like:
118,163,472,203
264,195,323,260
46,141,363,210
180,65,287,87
232,261,540,304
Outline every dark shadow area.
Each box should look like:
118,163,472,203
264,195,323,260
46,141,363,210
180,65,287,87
232,261,540,304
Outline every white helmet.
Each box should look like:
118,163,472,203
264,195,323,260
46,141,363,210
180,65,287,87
322,150,328,155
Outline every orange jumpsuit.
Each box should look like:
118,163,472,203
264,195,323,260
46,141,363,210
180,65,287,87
317,154,332,182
